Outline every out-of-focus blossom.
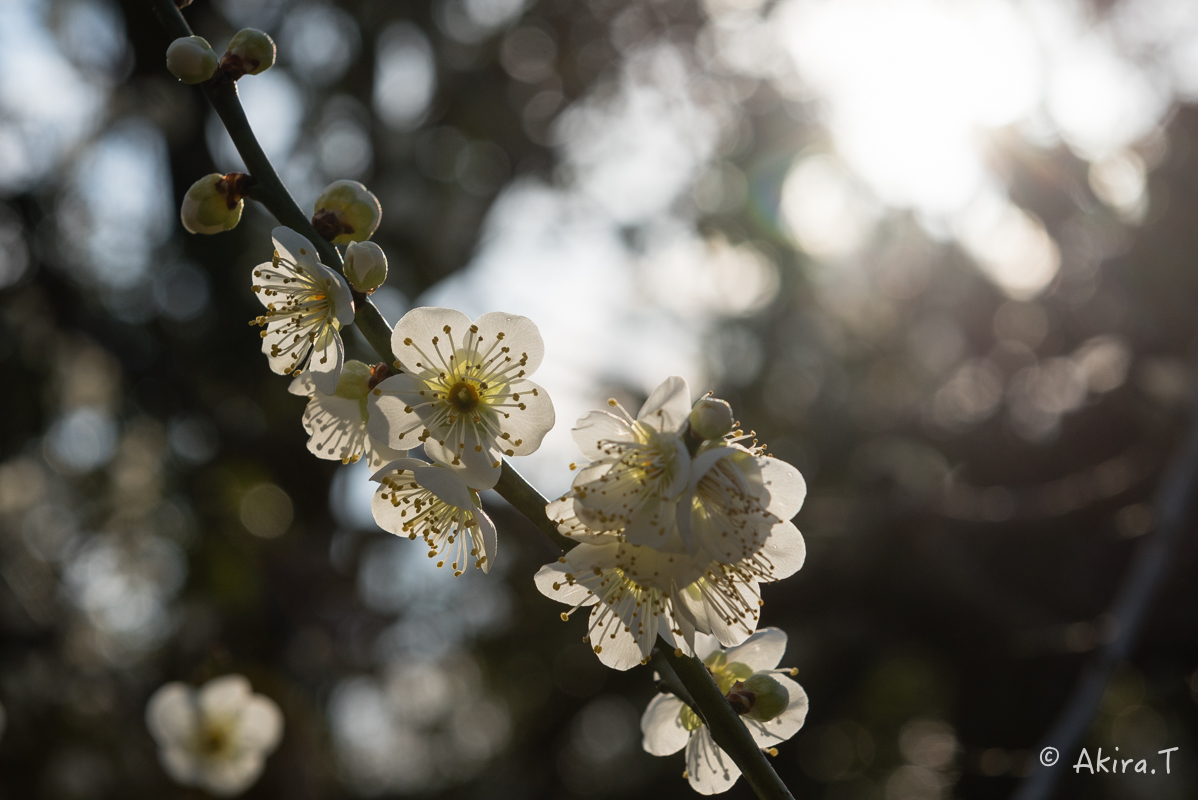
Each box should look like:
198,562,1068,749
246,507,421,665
312,179,381,244
290,361,405,467
371,457,497,575
251,227,354,395
369,307,555,490
640,629,808,795
146,675,283,797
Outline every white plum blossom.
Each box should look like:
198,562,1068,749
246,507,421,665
535,539,773,670
371,457,498,575
145,674,283,797
251,227,355,395
368,307,555,489
679,444,807,573
569,376,692,547
289,361,405,468
641,629,808,795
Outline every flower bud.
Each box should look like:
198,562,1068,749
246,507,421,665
180,173,252,235
166,36,218,84
343,241,388,293
222,28,276,78
333,360,373,399
726,674,790,722
689,397,735,441
312,180,382,244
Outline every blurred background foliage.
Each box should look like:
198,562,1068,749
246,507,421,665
2,0,1198,798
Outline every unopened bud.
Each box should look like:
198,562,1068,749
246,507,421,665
180,173,252,234
726,674,790,722
221,28,276,79
312,180,381,244
166,36,218,84
343,241,388,292
689,397,735,441
333,360,373,399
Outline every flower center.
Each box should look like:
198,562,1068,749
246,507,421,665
448,380,480,412
198,723,231,756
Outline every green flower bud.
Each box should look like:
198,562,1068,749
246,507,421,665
726,674,790,722
334,360,373,400
166,36,218,84
223,28,277,77
180,173,251,235
343,241,388,293
312,180,382,244
689,397,735,441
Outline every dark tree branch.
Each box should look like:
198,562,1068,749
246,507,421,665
1012,396,1198,800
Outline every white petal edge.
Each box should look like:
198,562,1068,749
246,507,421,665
686,726,742,795
723,627,788,672
641,693,689,756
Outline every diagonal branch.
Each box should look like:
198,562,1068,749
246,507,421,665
1012,394,1198,800
147,5,798,798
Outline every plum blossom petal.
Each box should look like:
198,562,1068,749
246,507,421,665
370,307,555,489
251,227,354,392
641,693,690,756
290,364,405,468
723,627,788,672
371,458,497,574
743,675,808,748
570,378,693,538
686,727,741,795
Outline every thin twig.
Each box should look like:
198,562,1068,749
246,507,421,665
651,648,699,713
1012,398,1198,800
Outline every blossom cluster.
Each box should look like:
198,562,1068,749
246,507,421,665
535,377,808,671
532,380,810,793
249,225,555,576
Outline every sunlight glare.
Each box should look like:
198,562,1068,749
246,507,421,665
776,0,1041,217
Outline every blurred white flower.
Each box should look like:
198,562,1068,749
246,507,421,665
289,361,405,468
569,376,692,547
251,227,354,395
145,675,283,797
371,457,498,575
641,629,808,795
368,307,555,489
